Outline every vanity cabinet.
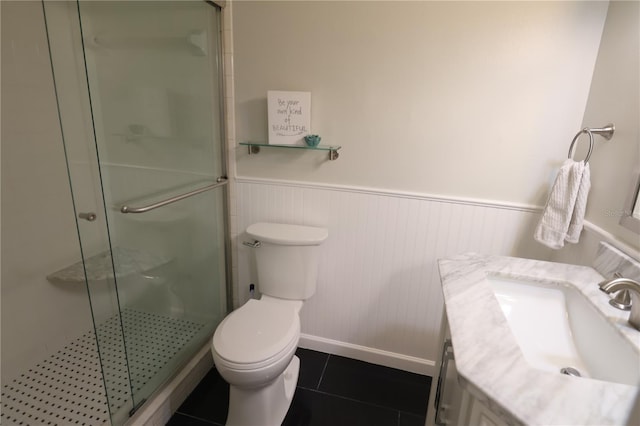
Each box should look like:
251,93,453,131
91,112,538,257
434,251,640,425
426,313,509,426
466,398,508,426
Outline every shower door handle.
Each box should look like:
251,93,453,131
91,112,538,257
120,177,228,214
78,212,97,221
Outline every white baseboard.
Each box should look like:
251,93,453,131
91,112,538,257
299,333,435,377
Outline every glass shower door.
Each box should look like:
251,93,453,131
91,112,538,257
43,1,228,423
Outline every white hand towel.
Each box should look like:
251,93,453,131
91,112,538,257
565,163,591,244
534,159,585,249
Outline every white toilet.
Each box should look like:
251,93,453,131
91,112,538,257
211,222,328,426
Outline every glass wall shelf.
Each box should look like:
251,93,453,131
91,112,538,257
239,142,341,160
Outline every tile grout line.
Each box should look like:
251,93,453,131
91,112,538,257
296,385,414,418
304,351,429,417
399,409,428,419
173,411,222,425
316,353,330,390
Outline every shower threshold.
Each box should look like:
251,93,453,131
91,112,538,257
1,309,208,426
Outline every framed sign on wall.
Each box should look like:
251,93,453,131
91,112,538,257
267,90,311,145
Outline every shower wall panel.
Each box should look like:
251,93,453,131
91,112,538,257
0,0,97,382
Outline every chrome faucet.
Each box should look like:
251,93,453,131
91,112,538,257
600,275,640,331
601,272,632,311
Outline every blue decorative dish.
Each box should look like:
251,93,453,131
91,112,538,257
304,134,321,147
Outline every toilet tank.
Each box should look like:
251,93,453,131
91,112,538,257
246,223,328,300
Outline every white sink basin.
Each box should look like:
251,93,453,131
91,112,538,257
489,275,639,385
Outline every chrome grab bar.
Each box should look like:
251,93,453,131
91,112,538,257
120,177,228,214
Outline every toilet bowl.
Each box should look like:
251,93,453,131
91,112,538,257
211,222,328,426
212,297,303,425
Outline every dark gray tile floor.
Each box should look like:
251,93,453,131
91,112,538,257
167,348,431,426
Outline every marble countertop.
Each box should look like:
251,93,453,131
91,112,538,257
438,252,640,426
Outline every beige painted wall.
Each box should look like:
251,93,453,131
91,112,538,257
579,0,639,250
234,1,608,206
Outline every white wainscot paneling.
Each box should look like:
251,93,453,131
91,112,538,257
234,181,549,374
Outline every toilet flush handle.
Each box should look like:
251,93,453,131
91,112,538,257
242,240,262,248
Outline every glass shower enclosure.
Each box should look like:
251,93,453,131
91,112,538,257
37,1,227,424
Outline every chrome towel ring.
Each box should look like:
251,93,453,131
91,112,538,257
567,123,615,164
568,128,594,163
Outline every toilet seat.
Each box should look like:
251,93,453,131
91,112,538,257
213,299,300,370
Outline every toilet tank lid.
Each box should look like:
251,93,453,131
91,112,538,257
247,223,328,245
